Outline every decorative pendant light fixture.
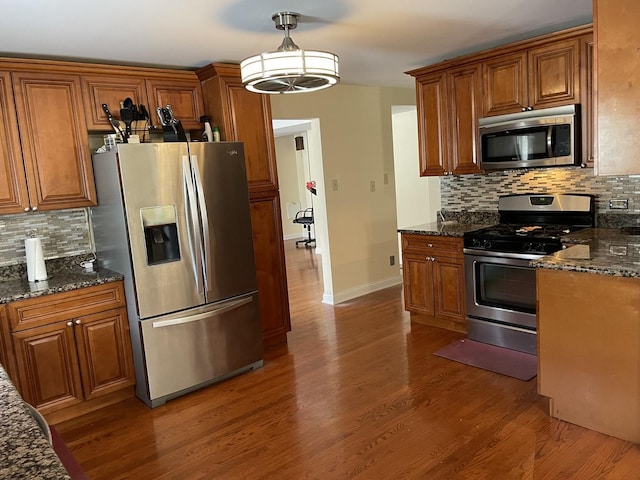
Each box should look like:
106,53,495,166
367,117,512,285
240,12,340,94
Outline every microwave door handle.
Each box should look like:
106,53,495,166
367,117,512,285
182,156,204,294
546,125,554,156
514,136,522,161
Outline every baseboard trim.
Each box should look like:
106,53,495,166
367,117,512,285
322,275,402,305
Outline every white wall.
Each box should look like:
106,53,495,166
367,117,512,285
392,106,441,229
271,84,416,304
274,135,304,239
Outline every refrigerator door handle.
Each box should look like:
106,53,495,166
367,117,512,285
182,155,204,294
191,155,213,292
151,296,253,328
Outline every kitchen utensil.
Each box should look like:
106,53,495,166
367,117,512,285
110,118,127,143
120,106,133,137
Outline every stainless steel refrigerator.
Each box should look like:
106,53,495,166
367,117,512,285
90,142,263,407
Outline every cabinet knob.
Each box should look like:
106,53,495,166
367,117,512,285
430,256,436,262
24,207,30,212
31,206,38,211
74,319,81,325
527,106,533,111
66,321,73,327
428,243,433,248
521,107,527,112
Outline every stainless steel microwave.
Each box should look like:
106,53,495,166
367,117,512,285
479,105,579,170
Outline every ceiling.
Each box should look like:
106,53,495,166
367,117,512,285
0,0,592,89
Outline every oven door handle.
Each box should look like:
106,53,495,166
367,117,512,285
463,248,544,261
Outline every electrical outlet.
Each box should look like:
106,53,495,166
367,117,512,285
383,173,389,185
370,180,376,192
389,255,395,266
332,179,339,191
609,199,629,209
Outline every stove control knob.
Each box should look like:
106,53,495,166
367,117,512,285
484,240,492,250
472,239,482,248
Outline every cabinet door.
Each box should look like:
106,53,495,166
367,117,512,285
82,74,147,131
528,39,580,109
595,0,640,175
249,191,291,347
402,253,435,315
483,52,528,116
74,308,135,400
12,321,83,411
447,65,483,175
0,71,29,214
146,77,204,131
12,71,96,211
415,71,449,176
580,34,595,168
433,256,466,322
208,70,279,191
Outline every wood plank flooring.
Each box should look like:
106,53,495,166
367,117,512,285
56,240,640,479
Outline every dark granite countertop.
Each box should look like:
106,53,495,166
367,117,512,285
533,228,640,277
0,266,123,304
0,365,71,479
398,221,493,237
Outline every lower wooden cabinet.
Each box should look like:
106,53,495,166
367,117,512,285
3,281,135,422
250,191,291,348
401,234,466,333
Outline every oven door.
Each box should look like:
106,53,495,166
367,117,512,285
464,249,539,329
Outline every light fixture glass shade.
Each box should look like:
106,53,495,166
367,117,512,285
241,49,339,94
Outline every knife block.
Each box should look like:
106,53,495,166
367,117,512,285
162,120,187,142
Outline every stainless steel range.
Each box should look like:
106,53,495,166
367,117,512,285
463,193,595,354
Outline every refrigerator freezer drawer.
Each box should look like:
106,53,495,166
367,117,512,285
140,292,262,406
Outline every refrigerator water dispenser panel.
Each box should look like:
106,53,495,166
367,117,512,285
141,206,181,265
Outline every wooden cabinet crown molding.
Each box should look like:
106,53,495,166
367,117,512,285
406,24,592,78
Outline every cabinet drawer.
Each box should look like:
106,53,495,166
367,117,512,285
401,234,463,256
8,281,126,332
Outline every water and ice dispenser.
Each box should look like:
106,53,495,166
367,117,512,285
141,206,180,265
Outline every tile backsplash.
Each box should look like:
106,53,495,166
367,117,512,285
0,209,91,267
441,167,640,215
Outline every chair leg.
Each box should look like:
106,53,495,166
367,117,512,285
295,224,315,248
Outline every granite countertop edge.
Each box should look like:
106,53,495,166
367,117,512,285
0,267,124,304
398,221,495,237
0,365,71,479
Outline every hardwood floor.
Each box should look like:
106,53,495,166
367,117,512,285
56,240,640,479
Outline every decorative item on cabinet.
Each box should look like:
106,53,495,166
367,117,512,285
401,234,466,333
2,282,135,424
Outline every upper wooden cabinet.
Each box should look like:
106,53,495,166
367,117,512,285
580,34,595,168
408,24,592,176
82,75,147,130
595,0,640,175
414,66,482,177
11,71,97,212
0,71,29,214
197,63,279,192
145,77,204,131
82,73,204,131
483,39,580,116
447,64,483,175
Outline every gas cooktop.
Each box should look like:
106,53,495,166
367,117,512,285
463,193,595,255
